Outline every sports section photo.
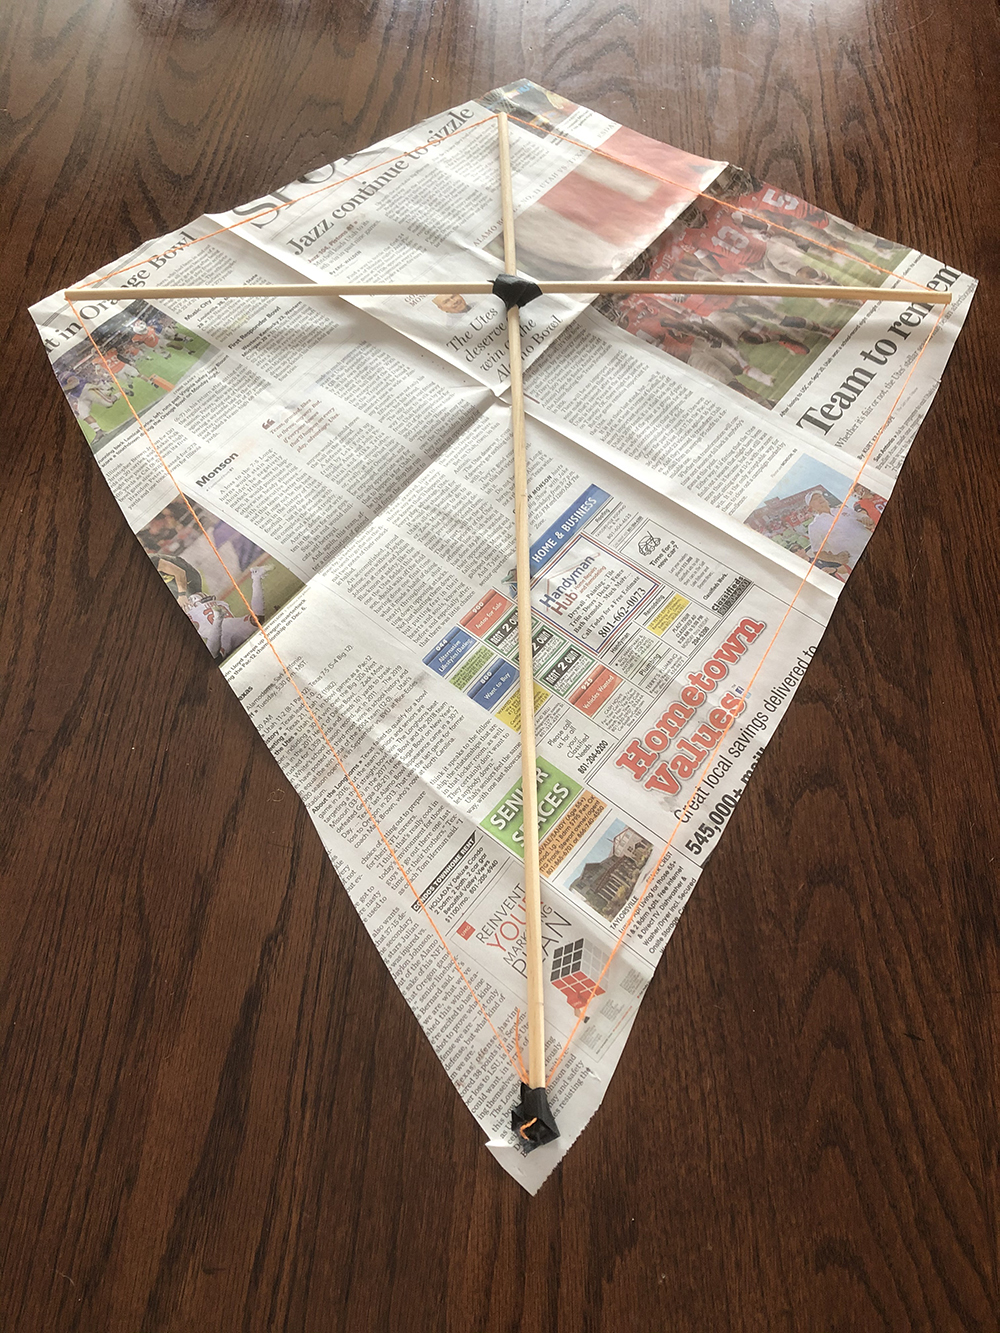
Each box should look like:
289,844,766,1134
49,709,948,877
595,165,912,409
137,495,303,660
744,455,887,582
52,299,213,451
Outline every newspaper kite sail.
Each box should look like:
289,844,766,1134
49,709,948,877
31,80,975,1192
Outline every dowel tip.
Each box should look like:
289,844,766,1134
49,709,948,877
512,1083,560,1151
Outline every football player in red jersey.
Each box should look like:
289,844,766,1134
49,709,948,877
101,343,152,397
158,558,272,660
669,175,862,287
614,294,776,404
642,244,839,348
734,183,902,258
673,200,856,296
711,165,903,260
683,199,769,272
851,484,886,526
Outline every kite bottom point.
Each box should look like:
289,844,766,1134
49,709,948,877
512,1083,560,1151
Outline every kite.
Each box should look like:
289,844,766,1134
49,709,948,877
34,80,975,1192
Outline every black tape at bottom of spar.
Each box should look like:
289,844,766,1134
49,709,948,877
511,1082,560,1151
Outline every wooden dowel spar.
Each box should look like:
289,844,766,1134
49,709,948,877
497,112,548,1095
65,281,951,304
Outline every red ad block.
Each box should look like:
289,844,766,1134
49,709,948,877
553,972,607,1009
569,665,621,717
460,590,511,637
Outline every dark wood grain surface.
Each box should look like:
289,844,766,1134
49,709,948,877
1,1,997,1328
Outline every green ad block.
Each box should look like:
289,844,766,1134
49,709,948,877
450,644,493,691
482,759,582,858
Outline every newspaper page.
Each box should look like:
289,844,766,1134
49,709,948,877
29,79,976,1192
204,84,726,389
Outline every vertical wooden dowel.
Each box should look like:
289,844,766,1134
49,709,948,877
496,113,547,1093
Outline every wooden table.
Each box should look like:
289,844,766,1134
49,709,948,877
2,2,997,1328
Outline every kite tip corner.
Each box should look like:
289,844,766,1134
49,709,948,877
511,1083,560,1152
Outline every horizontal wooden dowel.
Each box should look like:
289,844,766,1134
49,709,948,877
64,282,496,300
64,280,952,304
547,281,951,304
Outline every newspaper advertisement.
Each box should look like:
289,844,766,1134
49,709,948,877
30,79,976,1192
